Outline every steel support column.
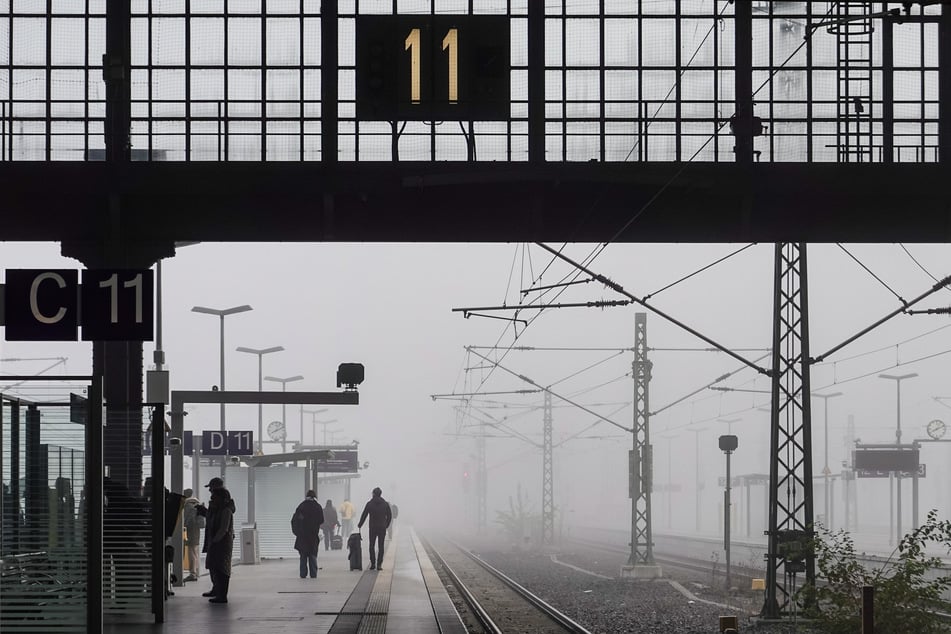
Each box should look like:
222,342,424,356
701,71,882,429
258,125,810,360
762,243,816,618
476,424,487,535
542,391,554,546
627,312,654,566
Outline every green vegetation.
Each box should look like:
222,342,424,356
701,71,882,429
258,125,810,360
800,510,951,633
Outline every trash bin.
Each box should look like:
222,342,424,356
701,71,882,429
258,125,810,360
240,525,260,565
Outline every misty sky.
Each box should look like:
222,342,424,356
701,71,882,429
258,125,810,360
2,240,950,537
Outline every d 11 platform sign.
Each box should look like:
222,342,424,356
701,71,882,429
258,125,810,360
202,430,254,456
3,268,154,341
315,450,359,473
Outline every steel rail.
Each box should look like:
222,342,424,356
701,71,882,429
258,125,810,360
419,536,503,634
443,538,594,634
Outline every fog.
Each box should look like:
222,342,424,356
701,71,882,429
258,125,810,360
2,240,949,549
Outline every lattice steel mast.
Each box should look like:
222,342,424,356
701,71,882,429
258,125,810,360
626,312,655,568
762,243,816,618
476,423,487,534
542,390,554,545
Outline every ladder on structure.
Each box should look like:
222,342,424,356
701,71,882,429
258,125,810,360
828,2,874,162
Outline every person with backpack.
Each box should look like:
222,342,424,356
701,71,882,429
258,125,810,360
322,500,339,551
182,488,204,582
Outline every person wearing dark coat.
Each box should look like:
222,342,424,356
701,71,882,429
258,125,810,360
202,486,234,603
197,476,236,600
322,500,339,551
292,490,324,578
357,487,392,571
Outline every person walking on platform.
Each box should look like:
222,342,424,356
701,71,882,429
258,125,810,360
182,489,203,582
357,487,392,571
292,490,324,578
203,486,235,603
387,503,399,540
339,498,355,537
322,500,339,551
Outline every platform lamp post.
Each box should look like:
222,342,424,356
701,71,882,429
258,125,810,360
265,374,304,453
302,408,329,445
236,346,285,455
719,433,738,590
689,428,708,531
314,419,339,446
879,372,917,544
659,433,677,528
813,391,843,530
192,304,253,476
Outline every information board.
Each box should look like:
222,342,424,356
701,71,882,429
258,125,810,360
356,15,510,121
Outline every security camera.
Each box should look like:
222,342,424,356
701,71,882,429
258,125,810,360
212,385,219,392
168,437,182,446
230,456,240,464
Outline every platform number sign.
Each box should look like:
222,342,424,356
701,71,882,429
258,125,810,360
356,15,510,121
2,268,153,341
81,269,154,341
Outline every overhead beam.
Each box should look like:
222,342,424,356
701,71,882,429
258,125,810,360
2,162,950,243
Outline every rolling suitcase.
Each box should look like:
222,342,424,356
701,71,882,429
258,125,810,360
347,533,362,570
331,527,343,551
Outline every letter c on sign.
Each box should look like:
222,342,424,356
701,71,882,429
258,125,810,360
30,272,68,324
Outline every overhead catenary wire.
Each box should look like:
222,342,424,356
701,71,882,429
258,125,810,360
642,243,757,301
466,347,632,434
899,243,951,293
535,241,770,377
837,243,907,305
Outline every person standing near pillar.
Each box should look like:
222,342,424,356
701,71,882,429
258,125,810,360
339,498,355,536
182,489,203,582
357,487,392,571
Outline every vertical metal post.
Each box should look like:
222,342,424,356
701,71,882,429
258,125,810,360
528,0,544,162
87,377,103,634
151,405,165,622
170,393,185,587
746,478,751,537
321,0,338,163
542,391,554,546
889,471,895,545
882,13,894,162
762,243,816,618
219,315,227,476
734,0,753,165
257,355,263,455
940,1,951,162
476,424,487,535
861,586,875,633
691,428,705,532
725,449,732,589
912,441,919,530
896,383,902,540
626,312,654,567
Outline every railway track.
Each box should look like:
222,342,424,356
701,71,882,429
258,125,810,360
421,534,593,634
564,535,762,583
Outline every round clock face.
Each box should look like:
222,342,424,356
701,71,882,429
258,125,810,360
927,419,946,440
267,420,286,441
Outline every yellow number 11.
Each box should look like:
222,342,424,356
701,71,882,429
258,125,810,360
404,27,459,104
442,28,458,103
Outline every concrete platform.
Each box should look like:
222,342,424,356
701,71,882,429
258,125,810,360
104,526,465,634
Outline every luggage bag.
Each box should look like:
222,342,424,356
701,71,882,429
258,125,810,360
347,533,362,570
331,529,343,551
